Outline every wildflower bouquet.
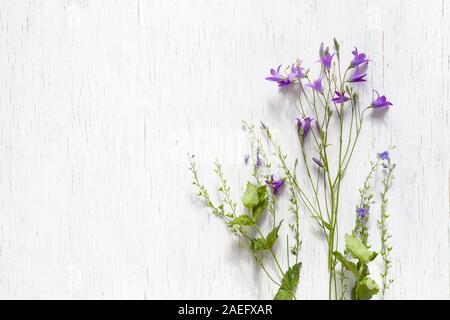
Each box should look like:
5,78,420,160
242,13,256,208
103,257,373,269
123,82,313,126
189,39,395,300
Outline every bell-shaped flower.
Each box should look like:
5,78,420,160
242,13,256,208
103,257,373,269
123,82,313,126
349,63,368,82
331,91,350,104
306,77,323,93
265,65,292,87
371,91,393,108
351,47,370,67
296,116,313,137
265,175,285,196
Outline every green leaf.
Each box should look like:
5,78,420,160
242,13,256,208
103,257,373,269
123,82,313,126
273,289,294,301
252,185,268,220
252,198,268,220
265,221,282,248
250,221,282,251
333,251,358,276
274,262,302,300
345,234,378,264
250,238,267,251
356,277,379,300
257,184,268,198
228,215,254,226
357,262,370,279
241,182,259,208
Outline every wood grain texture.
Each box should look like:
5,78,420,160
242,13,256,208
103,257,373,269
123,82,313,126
0,0,448,299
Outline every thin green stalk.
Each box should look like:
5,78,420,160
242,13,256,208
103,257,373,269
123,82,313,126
189,154,285,294
378,154,395,298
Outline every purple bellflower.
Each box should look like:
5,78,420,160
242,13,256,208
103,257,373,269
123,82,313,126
377,151,390,161
256,153,262,168
265,175,285,196
318,43,335,69
312,157,323,168
266,65,291,87
331,91,350,104
306,77,323,93
351,47,370,67
371,91,393,108
349,63,368,83
287,64,306,81
356,207,369,219
315,121,322,135
296,116,313,137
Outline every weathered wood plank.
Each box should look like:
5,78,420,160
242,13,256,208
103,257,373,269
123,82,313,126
0,0,448,299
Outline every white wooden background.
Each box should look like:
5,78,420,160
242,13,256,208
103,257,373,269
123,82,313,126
0,0,448,300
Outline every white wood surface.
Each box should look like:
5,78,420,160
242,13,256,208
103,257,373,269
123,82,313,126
0,0,448,299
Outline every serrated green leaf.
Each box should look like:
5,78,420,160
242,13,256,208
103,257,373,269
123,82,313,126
345,234,378,264
274,262,302,300
333,251,358,276
252,185,268,220
250,221,282,251
356,277,379,300
250,238,267,251
265,221,282,248
257,184,267,197
228,215,254,226
273,290,294,300
241,182,259,208
357,262,370,279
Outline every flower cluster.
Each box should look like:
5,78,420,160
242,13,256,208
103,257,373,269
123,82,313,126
190,39,395,301
266,45,392,112
265,63,306,88
263,40,394,300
